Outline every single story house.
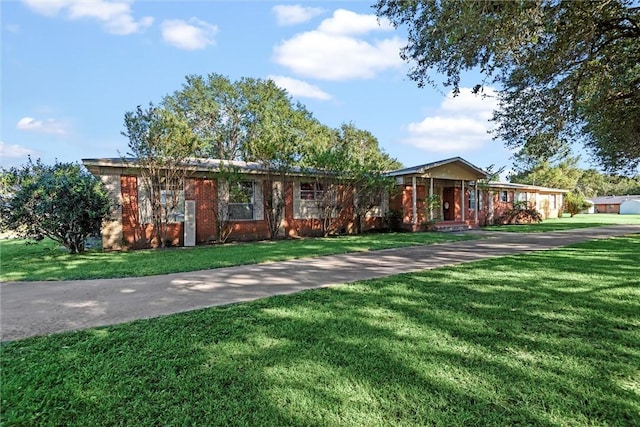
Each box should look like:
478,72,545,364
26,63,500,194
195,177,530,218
589,195,640,214
83,156,568,250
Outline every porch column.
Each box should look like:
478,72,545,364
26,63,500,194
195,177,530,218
429,177,434,221
474,183,478,225
412,176,417,226
461,180,465,222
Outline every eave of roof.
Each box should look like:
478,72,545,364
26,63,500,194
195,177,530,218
385,156,488,179
588,195,640,204
81,157,327,177
487,181,570,193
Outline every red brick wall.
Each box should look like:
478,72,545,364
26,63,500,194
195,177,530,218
398,184,426,229
120,175,183,249
492,190,514,220
188,178,217,243
118,175,387,249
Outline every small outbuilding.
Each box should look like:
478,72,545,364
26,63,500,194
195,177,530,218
619,199,640,215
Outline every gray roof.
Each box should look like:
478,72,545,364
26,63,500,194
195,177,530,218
82,157,326,176
589,195,640,205
487,181,570,193
385,156,488,178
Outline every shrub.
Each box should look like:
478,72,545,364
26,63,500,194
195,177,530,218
497,208,543,225
564,192,591,217
0,158,111,253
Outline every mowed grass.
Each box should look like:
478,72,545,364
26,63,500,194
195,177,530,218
2,235,639,426
487,213,640,232
0,232,476,282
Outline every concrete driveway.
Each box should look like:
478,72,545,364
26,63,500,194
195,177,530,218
2,225,638,342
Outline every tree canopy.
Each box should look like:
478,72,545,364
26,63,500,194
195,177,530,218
375,0,640,173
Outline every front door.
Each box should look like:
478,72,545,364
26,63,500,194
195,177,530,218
443,187,456,221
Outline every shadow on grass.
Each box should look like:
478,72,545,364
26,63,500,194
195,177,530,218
2,236,639,425
0,232,475,282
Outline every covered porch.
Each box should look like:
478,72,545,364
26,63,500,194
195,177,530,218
386,157,489,232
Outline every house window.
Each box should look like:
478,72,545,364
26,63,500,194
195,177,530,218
300,182,324,200
468,190,476,210
160,189,185,223
515,192,528,209
549,194,557,210
500,190,509,202
138,177,185,224
229,181,255,220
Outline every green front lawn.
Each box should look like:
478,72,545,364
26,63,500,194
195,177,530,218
0,232,476,282
2,235,639,426
486,213,640,232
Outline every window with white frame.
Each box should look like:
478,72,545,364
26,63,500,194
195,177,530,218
228,181,255,220
138,177,185,224
364,190,388,218
160,189,185,222
549,194,557,210
500,190,509,202
300,182,324,200
295,181,335,219
468,190,476,210
515,192,528,209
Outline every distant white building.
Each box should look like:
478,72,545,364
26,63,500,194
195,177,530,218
589,195,640,214
620,199,640,215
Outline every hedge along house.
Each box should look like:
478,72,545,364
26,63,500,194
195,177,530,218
386,157,569,230
82,157,390,250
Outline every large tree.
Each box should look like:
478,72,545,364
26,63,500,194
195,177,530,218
333,123,401,234
164,73,249,160
375,0,640,173
122,104,202,248
0,159,111,253
242,79,330,239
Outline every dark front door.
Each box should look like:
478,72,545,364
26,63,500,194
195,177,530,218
443,187,456,220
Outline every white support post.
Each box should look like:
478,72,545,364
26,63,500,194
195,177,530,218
474,183,478,225
412,176,417,226
461,180,465,222
429,177,434,221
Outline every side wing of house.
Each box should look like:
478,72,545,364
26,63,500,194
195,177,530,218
83,158,391,249
483,182,569,223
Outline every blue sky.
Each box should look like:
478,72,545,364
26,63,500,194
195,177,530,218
2,0,518,175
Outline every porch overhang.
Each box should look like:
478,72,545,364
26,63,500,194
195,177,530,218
385,156,489,182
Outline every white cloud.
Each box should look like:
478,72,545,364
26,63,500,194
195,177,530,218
21,0,153,35
402,88,499,154
317,9,393,36
272,5,323,26
16,116,68,135
0,141,36,159
161,18,218,50
268,75,332,101
273,9,403,81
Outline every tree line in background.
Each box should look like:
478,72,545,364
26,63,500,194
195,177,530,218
509,156,640,197
122,73,401,246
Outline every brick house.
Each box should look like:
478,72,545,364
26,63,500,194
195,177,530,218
83,158,389,250
83,156,568,250
386,158,568,230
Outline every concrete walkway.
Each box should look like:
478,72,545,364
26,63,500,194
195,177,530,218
2,225,638,342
